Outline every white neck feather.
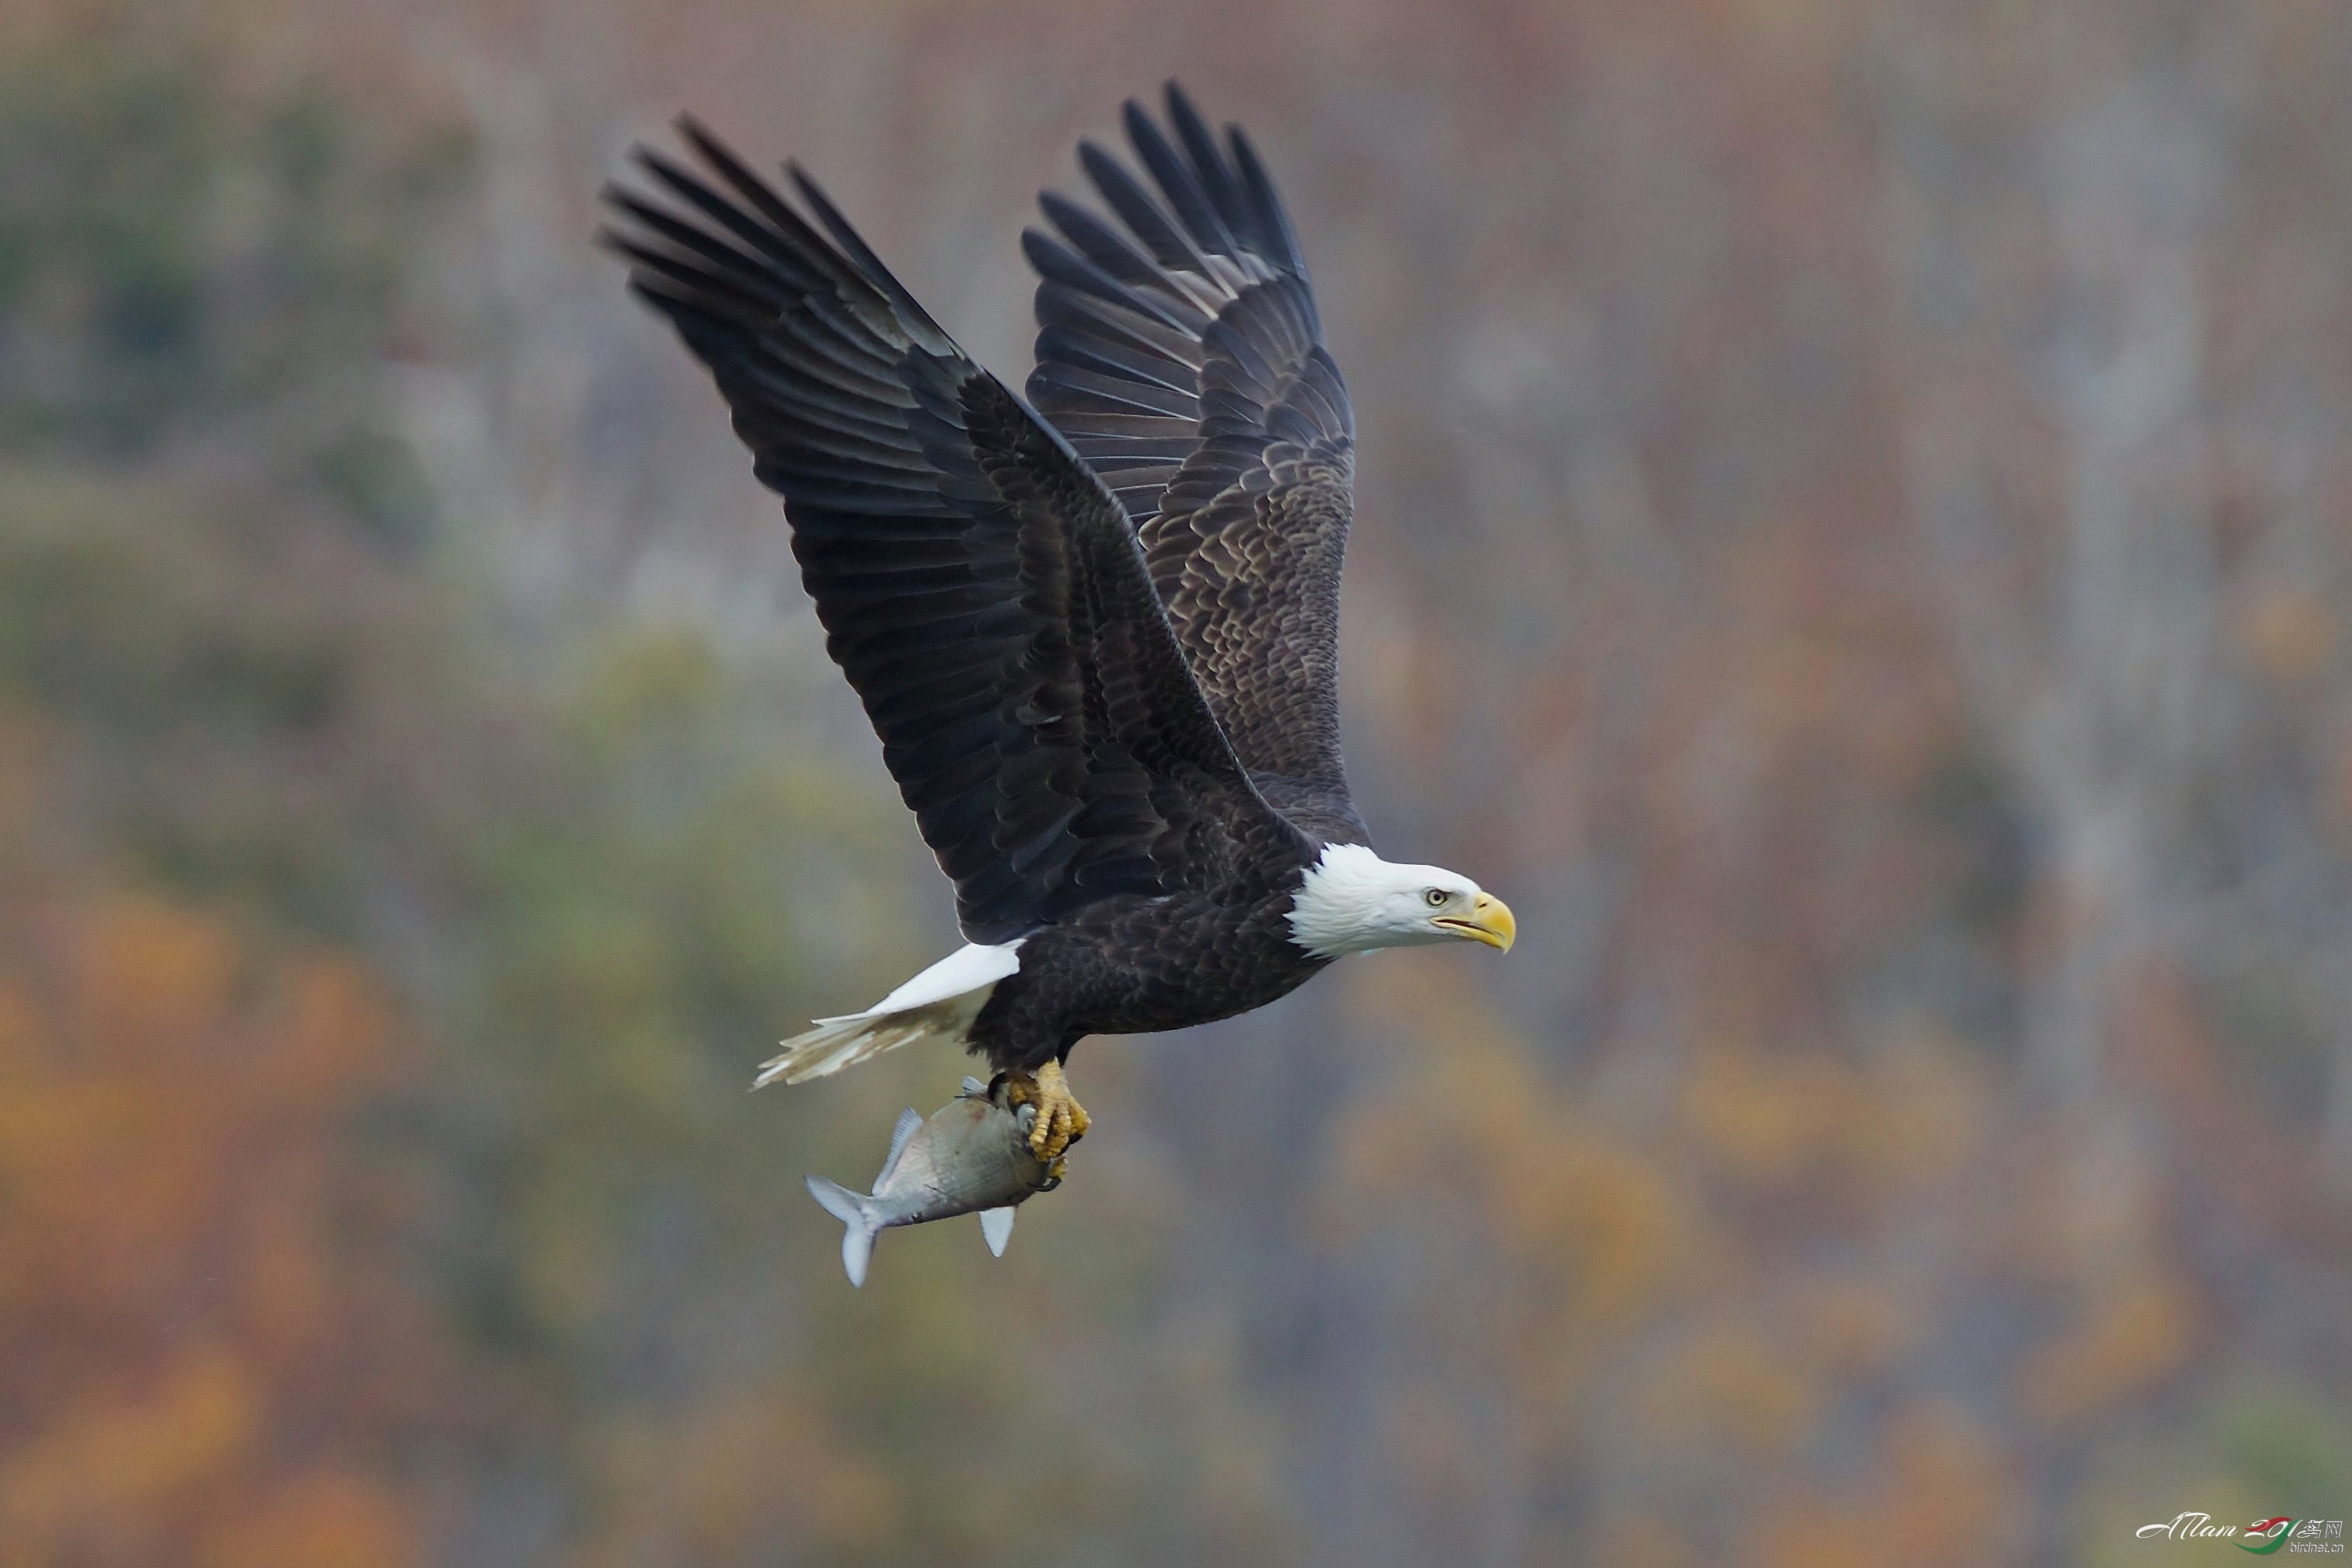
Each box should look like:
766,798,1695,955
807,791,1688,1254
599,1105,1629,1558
1287,842,1409,959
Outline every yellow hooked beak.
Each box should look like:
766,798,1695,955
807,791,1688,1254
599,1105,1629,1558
1434,891,1516,952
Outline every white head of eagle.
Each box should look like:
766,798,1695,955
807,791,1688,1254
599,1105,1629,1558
1286,842,1517,960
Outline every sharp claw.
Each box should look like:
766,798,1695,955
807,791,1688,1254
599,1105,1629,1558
1030,1096,1064,1159
1005,1061,1088,1163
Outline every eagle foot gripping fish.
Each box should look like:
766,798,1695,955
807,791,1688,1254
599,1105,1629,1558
804,1077,1064,1287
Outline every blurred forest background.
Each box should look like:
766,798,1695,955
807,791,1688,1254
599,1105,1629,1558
5,0,2352,1563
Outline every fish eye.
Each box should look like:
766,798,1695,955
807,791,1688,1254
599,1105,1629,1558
1424,887,1448,907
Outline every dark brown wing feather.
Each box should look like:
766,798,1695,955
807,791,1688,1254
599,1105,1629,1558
604,121,1305,943
1024,84,1364,844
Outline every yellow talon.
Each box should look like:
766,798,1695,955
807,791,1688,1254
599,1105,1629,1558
1003,1061,1089,1162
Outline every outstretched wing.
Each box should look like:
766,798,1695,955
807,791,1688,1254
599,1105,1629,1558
605,123,1304,943
1024,84,1363,843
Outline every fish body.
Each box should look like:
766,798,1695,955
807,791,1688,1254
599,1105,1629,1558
804,1078,1061,1286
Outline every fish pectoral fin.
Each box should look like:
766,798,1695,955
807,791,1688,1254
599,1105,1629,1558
980,1207,1017,1256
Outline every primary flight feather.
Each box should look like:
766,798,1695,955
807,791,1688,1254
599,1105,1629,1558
604,84,1514,1162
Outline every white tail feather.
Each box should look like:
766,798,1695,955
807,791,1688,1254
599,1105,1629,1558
754,941,1022,1089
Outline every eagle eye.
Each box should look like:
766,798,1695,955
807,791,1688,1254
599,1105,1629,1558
1424,888,1448,907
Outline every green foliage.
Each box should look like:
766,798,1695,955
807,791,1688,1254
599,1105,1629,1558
0,49,216,448
2221,1389,2352,1514
0,22,462,520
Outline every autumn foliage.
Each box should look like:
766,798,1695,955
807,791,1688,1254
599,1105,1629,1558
0,893,427,1568
5,0,2352,1564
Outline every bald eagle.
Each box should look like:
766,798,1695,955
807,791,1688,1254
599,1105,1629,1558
605,85,1514,1161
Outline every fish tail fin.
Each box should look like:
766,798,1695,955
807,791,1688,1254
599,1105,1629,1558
804,1175,881,1288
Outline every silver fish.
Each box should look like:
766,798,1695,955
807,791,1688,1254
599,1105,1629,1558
804,1077,1061,1286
